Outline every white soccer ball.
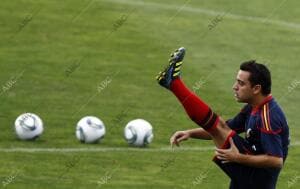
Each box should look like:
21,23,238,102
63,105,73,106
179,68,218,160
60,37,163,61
14,113,44,140
76,116,106,143
124,119,154,147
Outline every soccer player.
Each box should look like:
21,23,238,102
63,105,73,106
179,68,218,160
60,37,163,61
156,47,289,189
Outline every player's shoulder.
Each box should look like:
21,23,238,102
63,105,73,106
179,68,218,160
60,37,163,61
265,98,286,120
259,98,287,133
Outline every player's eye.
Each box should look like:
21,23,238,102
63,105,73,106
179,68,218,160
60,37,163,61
237,80,245,86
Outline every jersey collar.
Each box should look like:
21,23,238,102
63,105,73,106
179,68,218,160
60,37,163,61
251,95,273,115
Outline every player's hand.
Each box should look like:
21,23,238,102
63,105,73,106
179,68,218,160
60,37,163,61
170,131,190,148
215,138,240,163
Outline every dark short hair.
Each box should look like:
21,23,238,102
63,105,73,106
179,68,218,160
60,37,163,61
240,60,271,96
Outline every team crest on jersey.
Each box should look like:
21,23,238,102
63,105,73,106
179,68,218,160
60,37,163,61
246,128,252,139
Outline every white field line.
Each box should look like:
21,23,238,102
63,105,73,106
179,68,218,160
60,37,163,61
0,146,214,153
0,142,298,153
102,0,300,31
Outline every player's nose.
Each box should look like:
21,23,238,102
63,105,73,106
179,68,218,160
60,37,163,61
232,82,238,91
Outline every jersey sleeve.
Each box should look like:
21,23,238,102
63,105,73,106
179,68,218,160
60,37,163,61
226,105,251,134
259,105,284,157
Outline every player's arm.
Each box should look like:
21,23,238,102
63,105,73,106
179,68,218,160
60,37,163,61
188,128,212,139
234,154,283,168
215,138,283,168
170,104,252,147
170,128,211,147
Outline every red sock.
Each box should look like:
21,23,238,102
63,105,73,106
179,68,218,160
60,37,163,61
170,79,219,132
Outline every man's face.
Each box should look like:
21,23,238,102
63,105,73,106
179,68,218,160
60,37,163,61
232,70,256,103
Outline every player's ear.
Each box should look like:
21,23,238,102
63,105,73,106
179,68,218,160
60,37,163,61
252,84,262,95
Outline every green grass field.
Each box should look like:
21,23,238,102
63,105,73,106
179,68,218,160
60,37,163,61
1,0,300,188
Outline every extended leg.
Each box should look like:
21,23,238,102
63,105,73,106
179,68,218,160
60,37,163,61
156,47,232,148
170,78,232,147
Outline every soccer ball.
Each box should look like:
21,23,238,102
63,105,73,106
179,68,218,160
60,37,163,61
14,113,44,140
124,119,154,147
76,116,106,143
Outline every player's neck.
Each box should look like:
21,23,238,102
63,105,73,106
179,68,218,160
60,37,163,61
249,94,270,107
